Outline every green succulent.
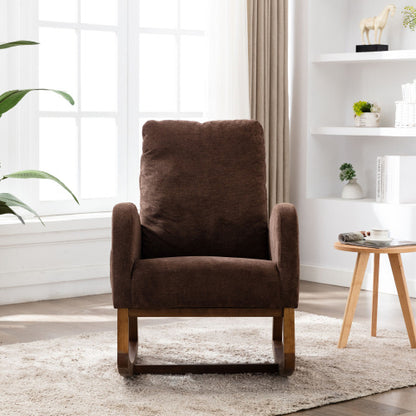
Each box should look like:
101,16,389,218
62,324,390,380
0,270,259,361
339,163,356,182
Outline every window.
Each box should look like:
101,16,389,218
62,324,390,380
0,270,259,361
35,0,121,214
19,0,207,215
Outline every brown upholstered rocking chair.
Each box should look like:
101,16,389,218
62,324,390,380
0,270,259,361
110,120,299,377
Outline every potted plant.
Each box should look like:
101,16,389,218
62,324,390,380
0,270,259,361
339,163,364,199
353,100,381,127
0,40,78,224
402,6,416,31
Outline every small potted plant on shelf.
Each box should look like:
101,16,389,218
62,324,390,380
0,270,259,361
353,100,381,127
339,163,364,199
402,6,416,31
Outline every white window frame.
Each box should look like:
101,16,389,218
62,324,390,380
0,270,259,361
127,0,206,199
7,0,207,218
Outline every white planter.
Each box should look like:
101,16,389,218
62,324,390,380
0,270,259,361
354,112,380,127
342,179,364,199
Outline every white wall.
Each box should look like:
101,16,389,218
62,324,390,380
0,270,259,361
0,214,111,305
290,0,416,297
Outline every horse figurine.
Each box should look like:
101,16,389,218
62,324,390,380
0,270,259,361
360,4,396,44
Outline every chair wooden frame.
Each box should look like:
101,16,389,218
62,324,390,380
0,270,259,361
117,307,295,377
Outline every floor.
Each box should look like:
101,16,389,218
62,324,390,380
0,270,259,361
0,281,416,415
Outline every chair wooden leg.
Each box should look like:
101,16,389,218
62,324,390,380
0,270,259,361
273,315,282,342
282,308,295,375
273,308,295,376
117,308,138,377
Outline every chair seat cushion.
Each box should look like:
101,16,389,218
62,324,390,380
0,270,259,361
130,256,282,309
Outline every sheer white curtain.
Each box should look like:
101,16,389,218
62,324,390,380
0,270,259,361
204,0,250,120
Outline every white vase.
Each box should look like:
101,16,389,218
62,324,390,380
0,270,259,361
342,179,364,199
354,112,380,127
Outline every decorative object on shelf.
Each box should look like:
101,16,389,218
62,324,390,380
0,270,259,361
395,79,416,127
358,4,396,52
353,101,381,127
376,155,416,203
402,6,416,31
339,163,364,199
0,40,79,224
356,44,388,52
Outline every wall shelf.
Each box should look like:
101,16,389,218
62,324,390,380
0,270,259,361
311,197,376,203
311,127,416,137
310,197,416,207
313,50,416,64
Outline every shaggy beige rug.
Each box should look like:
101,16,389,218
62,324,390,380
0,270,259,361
0,312,416,416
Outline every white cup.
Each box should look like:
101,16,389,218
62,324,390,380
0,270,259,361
371,228,390,240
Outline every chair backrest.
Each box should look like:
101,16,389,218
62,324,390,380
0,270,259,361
140,120,269,259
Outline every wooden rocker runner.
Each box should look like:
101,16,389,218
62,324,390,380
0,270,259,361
117,307,295,376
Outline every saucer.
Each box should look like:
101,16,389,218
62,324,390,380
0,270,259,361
365,237,393,243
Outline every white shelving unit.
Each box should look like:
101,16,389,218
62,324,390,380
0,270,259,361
307,0,416,201
313,50,416,64
311,127,416,137
298,0,416,299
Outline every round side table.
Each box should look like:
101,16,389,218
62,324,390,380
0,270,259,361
334,241,416,348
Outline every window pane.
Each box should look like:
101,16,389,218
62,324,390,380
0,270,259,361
180,35,207,112
39,0,78,23
39,118,78,201
81,118,117,198
180,0,207,30
81,0,118,25
81,31,117,112
139,34,177,112
39,28,78,112
139,0,178,29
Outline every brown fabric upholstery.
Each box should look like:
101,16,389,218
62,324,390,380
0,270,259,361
131,256,281,309
140,120,268,259
110,120,299,311
110,202,141,308
269,203,299,307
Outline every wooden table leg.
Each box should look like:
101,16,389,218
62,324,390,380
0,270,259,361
372,253,380,337
388,253,416,348
338,252,370,348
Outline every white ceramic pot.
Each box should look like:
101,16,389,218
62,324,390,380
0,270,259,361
342,179,364,199
354,112,380,127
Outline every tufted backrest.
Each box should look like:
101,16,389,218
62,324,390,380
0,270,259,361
140,120,269,259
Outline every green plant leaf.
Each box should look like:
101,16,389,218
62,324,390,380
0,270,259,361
353,100,372,116
2,170,79,204
0,89,74,117
0,203,25,224
0,40,39,50
402,6,416,31
339,163,356,182
0,192,44,225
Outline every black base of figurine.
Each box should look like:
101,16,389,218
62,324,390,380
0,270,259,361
356,44,388,52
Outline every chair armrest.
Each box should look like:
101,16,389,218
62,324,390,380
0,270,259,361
269,203,299,307
110,202,141,308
